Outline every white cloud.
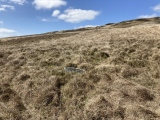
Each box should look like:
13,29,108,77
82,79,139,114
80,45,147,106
0,28,15,33
0,28,16,38
138,14,157,18
0,0,26,5
54,9,100,23
40,17,58,22
52,10,60,17
0,0,7,2
9,0,26,5
0,5,15,11
33,0,67,10
76,25,99,29
41,18,55,22
153,4,160,12
41,18,51,22
0,8,5,11
0,21,3,26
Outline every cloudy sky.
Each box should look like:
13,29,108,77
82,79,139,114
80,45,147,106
0,0,160,38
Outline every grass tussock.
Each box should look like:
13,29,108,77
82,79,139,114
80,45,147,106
0,17,160,119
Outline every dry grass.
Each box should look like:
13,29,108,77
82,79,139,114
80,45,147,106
0,17,160,120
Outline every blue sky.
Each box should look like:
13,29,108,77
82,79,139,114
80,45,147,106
0,0,160,38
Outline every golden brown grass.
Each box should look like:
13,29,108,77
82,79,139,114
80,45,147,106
0,17,160,120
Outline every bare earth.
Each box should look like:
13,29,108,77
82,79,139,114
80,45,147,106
0,17,160,120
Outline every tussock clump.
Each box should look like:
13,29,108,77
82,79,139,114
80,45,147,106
90,47,98,55
65,62,77,68
0,83,29,119
19,73,30,81
136,88,155,101
124,105,160,119
148,63,160,79
78,63,94,70
0,60,5,66
121,65,139,78
152,54,160,64
127,59,148,68
0,52,4,58
84,96,114,119
126,48,136,54
95,64,122,74
36,89,59,107
0,87,16,103
110,56,126,65
14,101,26,112
84,96,125,120
0,117,4,120
85,69,103,83
1,94,11,103
97,73,113,84
10,58,26,69
35,77,62,108
99,51,110,58
62,75,95,100
40,60,53,67
138,106,160,118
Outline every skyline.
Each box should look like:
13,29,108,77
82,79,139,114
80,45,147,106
1,0,160,38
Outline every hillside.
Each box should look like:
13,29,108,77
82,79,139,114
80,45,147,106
0,17,160,120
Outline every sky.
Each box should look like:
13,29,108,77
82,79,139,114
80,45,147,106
0,0,160,38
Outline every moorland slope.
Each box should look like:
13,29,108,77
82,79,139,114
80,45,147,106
0,17,160,120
